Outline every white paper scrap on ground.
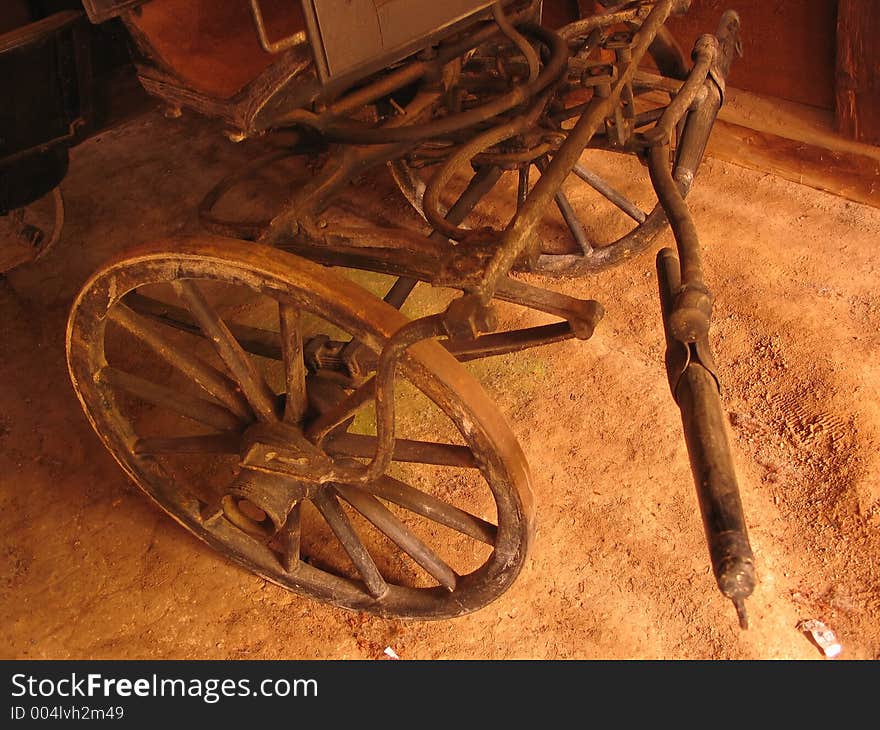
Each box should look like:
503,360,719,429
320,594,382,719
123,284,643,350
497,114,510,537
797,619,842,658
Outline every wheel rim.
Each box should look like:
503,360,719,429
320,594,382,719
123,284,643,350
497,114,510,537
67,237,534,618
392,151,666,276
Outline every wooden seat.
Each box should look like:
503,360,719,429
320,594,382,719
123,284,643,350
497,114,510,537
127,0,306,99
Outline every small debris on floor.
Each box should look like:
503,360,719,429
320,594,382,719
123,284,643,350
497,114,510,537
797,619,842,658
382,646,400,660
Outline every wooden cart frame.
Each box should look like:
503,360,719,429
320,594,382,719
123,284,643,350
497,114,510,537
67,0,756,625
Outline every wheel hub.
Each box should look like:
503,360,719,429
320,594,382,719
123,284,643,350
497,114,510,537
239,421,336,485
224,421,339,536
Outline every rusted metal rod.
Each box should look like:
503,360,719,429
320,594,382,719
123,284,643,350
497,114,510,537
323,23,567,144
648,140,711,343
423,97,549,242
657,247,755,628
330,315,446,485
647,12,741,345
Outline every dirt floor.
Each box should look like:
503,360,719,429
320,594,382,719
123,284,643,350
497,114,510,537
2,106,879,660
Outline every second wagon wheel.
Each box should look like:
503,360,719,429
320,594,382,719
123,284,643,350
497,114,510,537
67,238,534,618
389,4,689,275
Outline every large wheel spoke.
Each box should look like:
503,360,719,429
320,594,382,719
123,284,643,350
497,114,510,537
108,303,252,419
335,484,457,591
133,433,241,455
278,302,307,424
366,475,497,545
172,280,278,422
305,376,376,444
571,162,648,223
534,158,593,255
124,292,283,360
517,166,530,210
325,432,477,468
98,367,243,432
311,489,388,599
279,501,302,572
553,189,593,255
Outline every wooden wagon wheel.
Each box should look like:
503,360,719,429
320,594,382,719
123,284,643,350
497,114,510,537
390,146,671,276
389,13,689,276
66,238,534,618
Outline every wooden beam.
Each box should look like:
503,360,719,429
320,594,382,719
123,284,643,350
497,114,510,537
836,0,880,145
700,87,880,209
708,119,880,210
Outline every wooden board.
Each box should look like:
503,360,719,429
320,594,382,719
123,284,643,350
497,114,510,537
706,88,880,209
836,0,880,145
708,119,880,209
665,0,838,110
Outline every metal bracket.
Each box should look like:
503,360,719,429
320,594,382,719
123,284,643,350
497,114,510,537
249,0,307,54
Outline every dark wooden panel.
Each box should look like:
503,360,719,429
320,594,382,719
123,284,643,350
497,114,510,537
836,0,880,144
665,0,838,110
0,2,30,35
541,0,580,28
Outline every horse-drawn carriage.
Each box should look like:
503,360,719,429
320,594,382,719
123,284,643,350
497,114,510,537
4,0,756,625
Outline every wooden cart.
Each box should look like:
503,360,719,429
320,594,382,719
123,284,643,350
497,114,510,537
66,0,756,624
